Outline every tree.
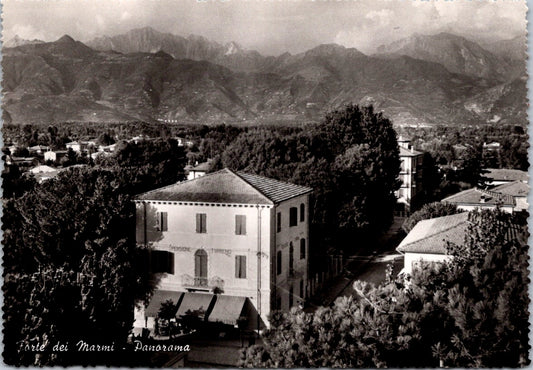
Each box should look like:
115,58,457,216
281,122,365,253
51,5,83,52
402,202,463,233
241,209,529,368
222,105,401,252
2,166,156,366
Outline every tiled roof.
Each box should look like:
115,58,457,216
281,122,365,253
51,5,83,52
191,161,212,172
236,171,313,204
484,168,528,182
399,146,423,157
397,211,526,254
442,188,515,207
492,181,529,198
136,168,312,204
397,212,468,254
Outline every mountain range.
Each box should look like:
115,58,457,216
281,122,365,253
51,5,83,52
2,27,527,126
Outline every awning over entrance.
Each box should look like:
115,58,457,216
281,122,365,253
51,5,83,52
176,292,215,319
145,290,184,317
208,296,247,325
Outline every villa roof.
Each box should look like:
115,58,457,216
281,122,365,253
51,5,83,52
442,188,515,207
399,146,423,157
190,161,211,172
396,212,468,254
135,168,312,205
484,168,528,183
491,181,529,198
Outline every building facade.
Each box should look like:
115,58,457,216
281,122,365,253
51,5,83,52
134,168,312,331
396,137,423,214
442,188,516,213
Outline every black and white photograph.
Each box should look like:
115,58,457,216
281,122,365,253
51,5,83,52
1,0,530,367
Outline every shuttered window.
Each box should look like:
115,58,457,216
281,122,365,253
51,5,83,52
156,212,168,231
277,212,281,232
196,213,207,233
300,203,305,222
277,251,282,275
195,249,207,278
235,215,246,235
289,207,297,227
289,286,294,307
300,238,306,259
151,250,174,274
235,255,246,278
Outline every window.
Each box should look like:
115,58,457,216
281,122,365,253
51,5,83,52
195,249,208,278
289,207,297,227
196,213,207,233
277,251,282,275
152,250,174,274
300,238,306,259
277,212,281,232
289,286,293,308
276,295,281,309
235,255,246,279
235,215,246,235
289,243,294,274
300,203,305,222
300,280,304,300
156,211,168,231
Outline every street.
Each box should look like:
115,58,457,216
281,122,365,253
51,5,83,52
309,216,406,308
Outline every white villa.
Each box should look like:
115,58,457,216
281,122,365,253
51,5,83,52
134,168,312,331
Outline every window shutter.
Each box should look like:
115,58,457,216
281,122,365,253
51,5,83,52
155,212,161,230
168,252,174,274
161,212,168,231
235,256,239,278
241,256,246,278
195,253,201,276
196,214,201,233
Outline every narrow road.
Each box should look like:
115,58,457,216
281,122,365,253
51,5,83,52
310,217,406,308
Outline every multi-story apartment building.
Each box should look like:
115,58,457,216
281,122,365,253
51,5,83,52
396,137,423,214
133,168,312,331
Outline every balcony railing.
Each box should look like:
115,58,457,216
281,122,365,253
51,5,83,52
181,274,224,289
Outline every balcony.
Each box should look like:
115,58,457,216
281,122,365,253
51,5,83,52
181,274,225,290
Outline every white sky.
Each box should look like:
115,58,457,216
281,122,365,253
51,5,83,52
1,0,527,55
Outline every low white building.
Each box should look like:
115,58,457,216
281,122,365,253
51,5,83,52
491,181,529,212
44,150,68,162
442,188,516,213
397,212,468,275
186,161,211,180
134,168,312,331
484,168,528,186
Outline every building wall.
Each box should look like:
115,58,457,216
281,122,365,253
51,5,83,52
272,195,310,312
136,200,273,324
455,204,514,214
135,194,311,326
403,253,452,275
397,154,422,204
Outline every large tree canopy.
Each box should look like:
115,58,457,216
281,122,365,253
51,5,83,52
221,104,401,250
3,166,155,366
240,209,529,368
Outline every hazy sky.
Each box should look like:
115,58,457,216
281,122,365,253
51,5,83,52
2,0,527,55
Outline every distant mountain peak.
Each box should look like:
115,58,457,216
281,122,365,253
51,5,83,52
224,41,242,55
56,35,76,44
4,34,44,48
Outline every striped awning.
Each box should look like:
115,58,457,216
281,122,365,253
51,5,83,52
145,290,184,317
175,292,215,318
208,296,248,325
